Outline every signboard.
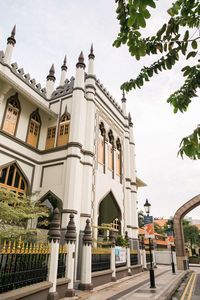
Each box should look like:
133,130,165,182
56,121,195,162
115,246,126,265
167,231,174,245
144,216,155,239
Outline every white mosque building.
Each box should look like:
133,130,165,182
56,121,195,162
0,26,146,278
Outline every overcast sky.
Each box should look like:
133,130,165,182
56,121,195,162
0,1,200,220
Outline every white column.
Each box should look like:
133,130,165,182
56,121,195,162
48,241,59,294
47,208,61,300
125,231,132,275
142,249,147,270
65,214,77,297
109,230,116,281
79,219,93,290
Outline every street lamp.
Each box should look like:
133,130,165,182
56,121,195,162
144,199,156,288
167,224,175,274
144,199,151,216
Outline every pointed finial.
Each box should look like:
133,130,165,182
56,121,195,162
128,112,133,127
83,219,92,245
46,64,56,82
48,208,61,242
61,55,67,71
65,213,77,244
121,90,126,103
76,51,86,69
11,25,16,38
7,25,16,46
89,43,95,59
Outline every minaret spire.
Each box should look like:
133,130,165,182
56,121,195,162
46,64,56,99
76,51,85,69
128,112,133,127
121,90,127,116
88,44,95,75
60,55,67,85
4,25,16,64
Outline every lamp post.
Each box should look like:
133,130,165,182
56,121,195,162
144,199,156,288
167,225,175,274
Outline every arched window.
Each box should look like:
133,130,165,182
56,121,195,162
98,122,105,164
57,112,70,147
116,138,121,176
27,109,41,148
45,126,56,150
108,130,114,171
2,93,20,136
0,163,27,195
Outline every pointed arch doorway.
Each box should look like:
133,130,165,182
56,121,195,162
174,194,200,270
98,191,122,234
37,190,63,230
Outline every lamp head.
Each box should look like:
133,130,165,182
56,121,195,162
144,199,151,215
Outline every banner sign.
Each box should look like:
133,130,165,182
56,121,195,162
167,231,174,245
144,216,155,239
115,246,126,265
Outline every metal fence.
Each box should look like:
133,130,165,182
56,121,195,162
146,251,151,263
130,250,138,265
92,248,111,272
0,238,67,294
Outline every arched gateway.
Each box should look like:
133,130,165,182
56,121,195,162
174,194,200,270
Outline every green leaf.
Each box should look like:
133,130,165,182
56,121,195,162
142,9,151,19
128,15,136,27
145,0,156,9
137,13,146,27
191,40,198,49
186,51,197,60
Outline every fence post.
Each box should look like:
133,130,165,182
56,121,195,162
109,230,116,281
47,208,61,300
141,237,147,270
125,231,131,276
79,219,93,290
65,213,77,297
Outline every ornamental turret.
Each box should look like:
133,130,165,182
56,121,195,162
60,55,67,86
46,64,56,99
74,51,85,89
4,25,16,65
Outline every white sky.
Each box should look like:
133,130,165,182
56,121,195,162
0,0,200,220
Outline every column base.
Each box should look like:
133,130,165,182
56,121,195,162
47,292,59,300
111,276,117,282
78,283,93,290
65,288,75,297
128,270,132,276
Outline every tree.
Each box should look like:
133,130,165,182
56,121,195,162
183,223,200,252
0,188,49,240
138,210,144,228
114,0,200,159
154,222,165,235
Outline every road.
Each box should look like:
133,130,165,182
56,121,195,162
180,268,200,300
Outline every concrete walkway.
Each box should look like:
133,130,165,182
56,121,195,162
61,266,190,300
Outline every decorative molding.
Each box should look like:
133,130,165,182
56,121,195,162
73,87,85,93
0,131,94,159
80,213,91,218
62,209,78,214
127,225,138,229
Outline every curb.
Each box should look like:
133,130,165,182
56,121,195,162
155,270,192,300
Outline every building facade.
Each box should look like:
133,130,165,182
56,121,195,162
0,27,145,278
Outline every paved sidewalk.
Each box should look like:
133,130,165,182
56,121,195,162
61,266,190,300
